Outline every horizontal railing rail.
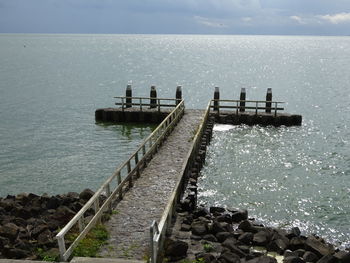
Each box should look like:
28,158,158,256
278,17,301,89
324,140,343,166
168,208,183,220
56,99,185,262
210,99,285,117
114,96,180,112
150,101,211,263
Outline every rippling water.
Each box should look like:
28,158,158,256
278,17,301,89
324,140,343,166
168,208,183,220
0,34,349,246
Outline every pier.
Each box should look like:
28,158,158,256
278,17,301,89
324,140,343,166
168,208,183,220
55,85,302,262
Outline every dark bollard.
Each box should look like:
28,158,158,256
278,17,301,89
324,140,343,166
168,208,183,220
126,84,132,108
213,87,220,111
150,86,157,108
176,86,182,105
266,88,272,113
240,88,246,112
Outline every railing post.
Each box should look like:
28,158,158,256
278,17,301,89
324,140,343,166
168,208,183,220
176,86,182,105
213,87,220,111
127,161,132,188
140,98,142,111
117,171,122,200
94,199,101,224
57,236,67,262
255,101,258,115
121,97,125,112
106,184,112,212
78,217,85,232
157,99,160,113
240,88,246,112
126,84,132,108
266,88,272,113
150,86,157,109
135,152,140,178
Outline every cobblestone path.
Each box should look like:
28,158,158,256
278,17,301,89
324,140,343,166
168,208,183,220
99,110,204,260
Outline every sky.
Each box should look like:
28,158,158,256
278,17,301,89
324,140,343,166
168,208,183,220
0,0,350,35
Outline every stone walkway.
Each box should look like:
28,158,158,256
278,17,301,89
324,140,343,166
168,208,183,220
98,110,204,260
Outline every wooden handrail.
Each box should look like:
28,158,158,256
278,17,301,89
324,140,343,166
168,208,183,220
56,100,185,262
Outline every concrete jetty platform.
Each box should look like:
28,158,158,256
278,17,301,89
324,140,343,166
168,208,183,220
98,110,204,260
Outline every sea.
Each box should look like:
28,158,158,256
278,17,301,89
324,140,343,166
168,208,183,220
0,34,349,248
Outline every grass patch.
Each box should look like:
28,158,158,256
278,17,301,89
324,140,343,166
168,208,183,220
35,248,59,262
66,224,109,258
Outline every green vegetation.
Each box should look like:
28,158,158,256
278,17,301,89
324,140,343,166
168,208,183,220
203,243,214,252
35,248,59,262
66,224,109,257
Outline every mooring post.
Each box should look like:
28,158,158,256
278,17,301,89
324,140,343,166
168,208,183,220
150,86,157,109
240,88,246,112
266,88,272,113
176,85,182,105
126,84,132,108
213,87,220,111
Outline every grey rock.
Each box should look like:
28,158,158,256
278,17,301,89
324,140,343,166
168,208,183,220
303,251,319,262
238,232,254,245
283,256,305,263
219,251,241,263
305,236,335,257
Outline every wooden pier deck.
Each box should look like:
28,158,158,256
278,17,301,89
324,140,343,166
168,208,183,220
98,110,204,260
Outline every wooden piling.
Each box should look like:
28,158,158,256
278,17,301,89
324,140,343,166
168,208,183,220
240,88,246,112
266,88,272,113
150,86,157,109
176,86,182,105
126,84,132,108
213,87,220,111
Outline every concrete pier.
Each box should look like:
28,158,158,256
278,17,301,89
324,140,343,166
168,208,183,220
98,110,204,260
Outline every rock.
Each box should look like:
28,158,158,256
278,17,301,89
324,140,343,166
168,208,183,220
303,251,319,262
192,221,208,236
217,213,233,224
79,188,95,201
52,205,76,224
222,238,247,258
0,236,10,247
283,256,305,263
2,246,31,259
181,223,191,231
165,239,188,261
246,255,278,263
238,232,254,245
194,207,211,219
305,236,335,257
216,232,233,243
211,221,227,235
286,227,301,239
253,230,272,246
289,237,306,250
316,254,337,263
37,229,54,246
334,250,350,262
46,196,61,209
267,238,288,254
31,224,49,238
0,223,19,241
231,209,248,222
203,234,218,242
294,249,306,257
210,206,226,214
219,251,241,263
238,220,255,233
13,204,32,219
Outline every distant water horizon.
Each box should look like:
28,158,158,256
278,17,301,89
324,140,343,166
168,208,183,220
0,34,349,247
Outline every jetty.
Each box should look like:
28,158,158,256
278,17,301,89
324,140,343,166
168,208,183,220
54,85,302,263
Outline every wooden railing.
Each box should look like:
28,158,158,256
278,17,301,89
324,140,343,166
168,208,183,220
114,96,180,112
150,101,211,263
211,99,285,117
56,100,185,262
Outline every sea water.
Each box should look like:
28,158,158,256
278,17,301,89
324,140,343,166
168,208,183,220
0,34,349,246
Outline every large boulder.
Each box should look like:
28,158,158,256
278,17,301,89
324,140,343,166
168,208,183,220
164,239,188,261
192,221,208,236
0,223,19,241
304,236,335,257
79,189,95,201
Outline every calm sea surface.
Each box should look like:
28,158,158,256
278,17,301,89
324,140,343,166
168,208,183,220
0,34,349,247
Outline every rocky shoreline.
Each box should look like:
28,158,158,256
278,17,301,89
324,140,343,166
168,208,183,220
164,119,349,263
165,206,350,263
0,189,101,260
